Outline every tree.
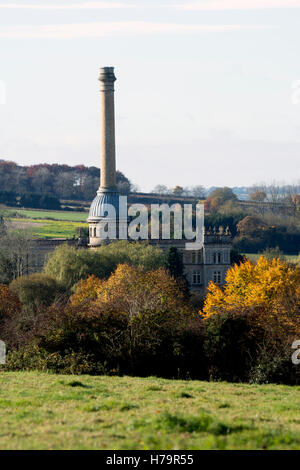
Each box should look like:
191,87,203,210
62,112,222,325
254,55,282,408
164,247,184,279
236,216,267,236
43,241,164,291
208,187,238,203
202,256,300,337
31,168,53,195
70,275,103,306
0,229,32,283
190,185,206,199
173,186,184,196
94,263,188,314
97,241,164,272
43,245,112,291
152,185,170,195
164,247,189,296
0,284,20,324
10,273,65,310
249,190,267,203
205,187,238,213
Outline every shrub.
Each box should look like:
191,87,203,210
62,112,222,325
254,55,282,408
249,341,300,385
10,273,65,310
5,265,205,378
0,284,21,325
204,310,263,382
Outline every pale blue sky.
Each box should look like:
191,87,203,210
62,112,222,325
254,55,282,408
0,0,299,191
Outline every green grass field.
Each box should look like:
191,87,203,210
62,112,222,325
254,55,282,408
9,218,88,239
2,208,88,239
4,208,88,222
0,372,299,450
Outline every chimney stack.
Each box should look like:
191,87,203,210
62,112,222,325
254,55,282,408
99,66,117,191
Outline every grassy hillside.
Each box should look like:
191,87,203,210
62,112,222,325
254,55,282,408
0,372,299,450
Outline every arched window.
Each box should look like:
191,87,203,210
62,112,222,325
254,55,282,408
218,252,222,264
93,227,96,237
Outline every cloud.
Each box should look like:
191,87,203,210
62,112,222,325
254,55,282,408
174,0,300,11
0,21,276,38
0,2,133,9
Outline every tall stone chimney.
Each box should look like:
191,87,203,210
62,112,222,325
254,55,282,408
99,67,117,190
88,66,121,246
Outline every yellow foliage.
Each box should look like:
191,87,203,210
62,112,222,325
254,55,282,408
71,264,188,319
70,275,103,306
202,256,300,336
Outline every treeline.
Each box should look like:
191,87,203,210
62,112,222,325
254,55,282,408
205,187,300,254
0,191,61,210
0,160,131,202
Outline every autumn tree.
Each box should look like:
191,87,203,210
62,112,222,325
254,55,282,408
205,187,239,213
74,264,189,318
249,190,267,203
173,186,184,196
70,275,103,306
202,256,300,337
0,284,20,323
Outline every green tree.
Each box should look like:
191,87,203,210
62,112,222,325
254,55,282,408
164,247,184,279
10,273,65,310
164,246,189,295
43,241,164,291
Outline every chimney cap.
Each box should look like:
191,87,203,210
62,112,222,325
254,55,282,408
99,66,116,82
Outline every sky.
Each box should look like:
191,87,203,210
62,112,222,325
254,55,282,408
0,0,299,192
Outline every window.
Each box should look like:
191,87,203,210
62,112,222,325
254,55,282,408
192,270,201,285
213,252,222,264
191,251,201,264
93,227,96,237
89,227,92,237
213,271,222,284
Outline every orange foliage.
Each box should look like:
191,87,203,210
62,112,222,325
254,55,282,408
70,275,103,306
71,264,189,319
